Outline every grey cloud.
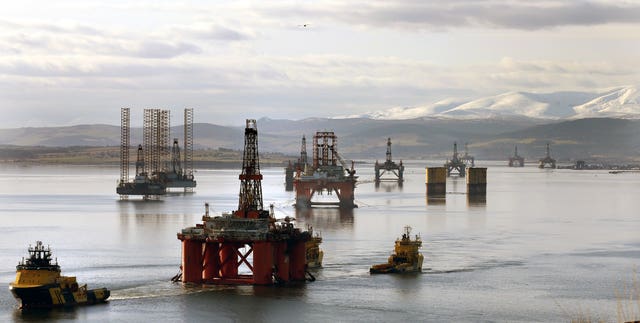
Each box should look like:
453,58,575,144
193,25,253,41
132,41,203,59
266,1,640,30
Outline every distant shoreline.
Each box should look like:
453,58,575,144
0,145,293,168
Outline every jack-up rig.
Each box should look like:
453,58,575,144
176,119,322,285
285,135,309,191
293,131,357,209
538,143,556,169
374,138,404,184
117,108,196,199
444,141,466,177
508,145,525,167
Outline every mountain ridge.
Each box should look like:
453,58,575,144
1,117,639,162
346,85,640,121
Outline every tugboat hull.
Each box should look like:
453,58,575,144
10,284,110,308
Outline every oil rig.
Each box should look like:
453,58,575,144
177,119,321,285
285,135,309,191
538,143,556,169
294,131,357,209
117,108,196,199
444,142,466,177
374,138,404,184
508,145,525,167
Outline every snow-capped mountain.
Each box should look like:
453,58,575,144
348,85,640,120
572,86,640,118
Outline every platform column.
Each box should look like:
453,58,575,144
220,242,239,278
202,241,220,281
181,239,203,283
252,241,274,285
466,167,487,195
289,240,307,281
274,242,290,282
425,167,446,197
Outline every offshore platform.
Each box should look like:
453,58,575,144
177,119,321,285
508,146,525,167
538,143,556,169
374,138,404,184
444,142,466,177
294,131,357,209
285,135,309,191
460,143,475,167
117,108,196,199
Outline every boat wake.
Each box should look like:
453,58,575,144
423,259,524,274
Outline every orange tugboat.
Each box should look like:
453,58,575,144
9,241,110,308
370,226,424,274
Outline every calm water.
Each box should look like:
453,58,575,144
0,162,639,322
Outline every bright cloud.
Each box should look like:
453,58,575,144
0,0,639,127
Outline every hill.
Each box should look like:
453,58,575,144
1,117,639,163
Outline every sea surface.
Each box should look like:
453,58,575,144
0,162,639,322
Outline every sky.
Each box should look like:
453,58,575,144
1,0,639,128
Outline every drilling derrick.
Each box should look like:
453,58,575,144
285,135,309,191
177,119,322,285
444,141,466,177
294,131,357,209
460,142,475,167
236,119,267,219
171,139,182,174
508,145,525,167
374,137,404,184
538,143,556,169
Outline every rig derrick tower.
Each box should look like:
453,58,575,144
374,137,404,184
538,143,557,169
508,145,525,167
236,119,267,219
460,142,475,167
285,135,309,191
444,141,466,177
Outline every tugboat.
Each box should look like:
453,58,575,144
370,226,424,274
9,241,110,308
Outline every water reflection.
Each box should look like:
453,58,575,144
14,305,80,321
425,195,446,206
295,208,354,231
466,194,487,207
374,181,403,192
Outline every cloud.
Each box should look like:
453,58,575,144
132,41,202,59
258,0,640,30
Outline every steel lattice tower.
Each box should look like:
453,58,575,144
143,108,170,176
300,135,307,165
183,108,194,178
237,119,263,217
120,108,130,184
159,109,170,172
386,137,392,163
312,132,337,168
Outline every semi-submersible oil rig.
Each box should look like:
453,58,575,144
293,131,357,209
177,119,322,285
117,108,196,199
